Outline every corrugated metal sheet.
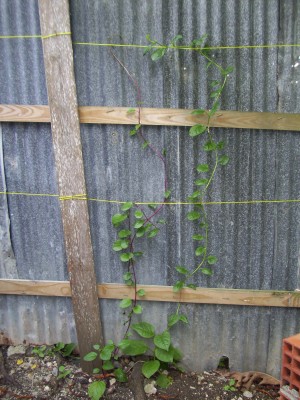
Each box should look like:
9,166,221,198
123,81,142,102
0,0,300,377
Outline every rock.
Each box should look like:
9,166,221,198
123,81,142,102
52,367,58,376
144,383,157,395
7,345,26,357
109,378,116,386
44,386,51,392
243,391,253,398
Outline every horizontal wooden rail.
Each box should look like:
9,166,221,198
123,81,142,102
0,279,300,308
0,104,299,131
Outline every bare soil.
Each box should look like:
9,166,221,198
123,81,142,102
0,345,280,400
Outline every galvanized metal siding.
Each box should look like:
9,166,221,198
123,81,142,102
0,0,299,376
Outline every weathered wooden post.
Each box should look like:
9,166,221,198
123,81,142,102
38,0,103,372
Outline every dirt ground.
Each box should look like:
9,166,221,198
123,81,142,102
0,345,280,400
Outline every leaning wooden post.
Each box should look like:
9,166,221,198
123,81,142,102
38,0,103,372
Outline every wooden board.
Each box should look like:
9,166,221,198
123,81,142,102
1,104,300,131
1,279,300,308
38,0,103,372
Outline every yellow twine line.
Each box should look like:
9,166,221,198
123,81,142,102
0,32,72,40
0,34,298,51
0,191,299,206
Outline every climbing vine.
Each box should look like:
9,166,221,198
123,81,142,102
84,34,233,400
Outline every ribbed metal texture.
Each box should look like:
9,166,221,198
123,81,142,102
0,0,300,376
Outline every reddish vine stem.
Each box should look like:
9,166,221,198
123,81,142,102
110,48,168,339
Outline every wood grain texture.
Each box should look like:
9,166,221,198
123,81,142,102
1,280,300,308
38,0,103,372
1,104,299,131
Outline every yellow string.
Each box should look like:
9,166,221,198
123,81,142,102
0,191,299,206
0,32,72,40
0,34,298,51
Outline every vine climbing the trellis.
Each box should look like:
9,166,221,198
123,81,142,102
84,34,233,400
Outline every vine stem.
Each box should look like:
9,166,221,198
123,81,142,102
110,48,168,340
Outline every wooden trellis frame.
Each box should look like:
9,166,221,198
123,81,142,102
0,0,300,373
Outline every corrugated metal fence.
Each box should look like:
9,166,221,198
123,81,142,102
0,0,300,377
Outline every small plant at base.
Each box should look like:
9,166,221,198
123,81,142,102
57,365,72,380
32,345,47,358
224,378,237,391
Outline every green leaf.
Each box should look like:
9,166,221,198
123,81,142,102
121,202,133,211
186,283,197,290
154,331,171,351
191,109,205,115
114,368,128,382
167,314,181,328
142,141,149,149
88,381,106,400
209,100,220,116
93,368,101,374
132,322,155,338
192,234,205,241
195,178,208,186
148,228,159,238
113,239,128,252
112,213,127,226
187,211,201,221
134,210,143,219
137,289,146,297
171,345,183,362
61,343,76,357
135,124,141,130
118,229,131,238
171,34,183,45
216,141,224,150
219,155,230,166
133,305,143,314
142,360,160,378
222,65,234,75
102,360,114,371
196,163,209,173
134,220,144,229
83,351,98,361
173,280,185,292
100,344,114,361
203,140,217,151
133,251,143,257
210,80,219,87
155,347,174,363
210,89,221,98
129,128,137,136
207,255,218,265
156,374,173,389
188,190,201,200
120,252,134,262
127,108,136,114
179,314,189,324
136,227,146,237
164,190,171,199
176,266,189,275
151,47,167,61
201,267,213,276
148,203,157,210
118,339,148,356
93,344,100,350
195,246,206,256
119,298,132,309
189,124,207,137
123,272,132,281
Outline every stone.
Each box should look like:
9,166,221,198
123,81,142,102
144,383,157,395
7,345,26,357
243,391,253,398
